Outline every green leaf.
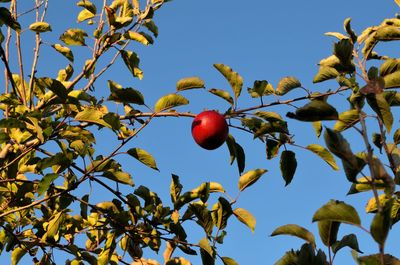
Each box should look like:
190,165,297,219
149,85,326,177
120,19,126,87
254,111,284,122
77,0,97,13
97,232,116,265
124,31,151,45
318,220,340,247
80,194,89,220
120,50,143,79
221,257,239,265
176,76,205,91
271,224,315,247
266,139,280,160
77,9,95,22
275,250,298,265
366,93,393,133
75,107,110,128
238,169,267,192
306,144,339,170
170,174,182,204
108,80,145,105
11,246,27,265
347,177,385,195
103,170,133,186
332,234,363,254
199,238,215,265
286,100,338,122
60,28,88,46
323,128,356,162
36,77,68,101
334,109,360,132
370,201,392,245
0,7,20,32
42,212,65,243
208,88,234,105
343,18,357,43
154,94,189,112
127,148,159,171
276,76,301,95
212,198,232,230
29,22,52,33
213,64,243,102
357,253,400,265
37,173,59,196
313,200,361,226
233,208,256,233
313,67,340,83
0,118,25,129
380,58,400,77
51,44,74,62
280,150,297,186
247,80,274,97
143,20,159,37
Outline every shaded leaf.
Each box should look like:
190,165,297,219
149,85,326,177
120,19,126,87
370,201,392,245
266,139,280,160
318,221,340,247
271,224,315,247
280,150,297,186
154,94,189,112
313,200,361,225
332,234,363,254
108,80,144,105
366,93,393,133
287,100,338,122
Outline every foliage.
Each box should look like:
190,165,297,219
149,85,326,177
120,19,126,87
0,0,399,265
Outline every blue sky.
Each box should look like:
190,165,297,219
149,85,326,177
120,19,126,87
1,0,400,264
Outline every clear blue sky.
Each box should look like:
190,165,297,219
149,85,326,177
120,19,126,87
1,0,399,264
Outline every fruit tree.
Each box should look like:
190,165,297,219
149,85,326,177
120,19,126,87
0,0,400,265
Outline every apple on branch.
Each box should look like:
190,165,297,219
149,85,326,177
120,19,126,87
191,110,229,150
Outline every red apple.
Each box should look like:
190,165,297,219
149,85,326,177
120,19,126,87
191,110,229,150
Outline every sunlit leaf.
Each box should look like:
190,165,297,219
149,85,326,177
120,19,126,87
60,28,88,46
75,107,110,128
306,144,339,170
213,64,243,102
208,88,234,105
313,67,339,83
51,44,74,62
238,169,267,192
221,257,239,265
247,80,274,97
127,148,159,171
37,173,59,196
233,208,256,233
11,246,27,265
334,109,360,132
77,9,95,22
176,77,205,91
29,22,52,33
276,76,301,96
120,50,143,79
154,94,189,112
